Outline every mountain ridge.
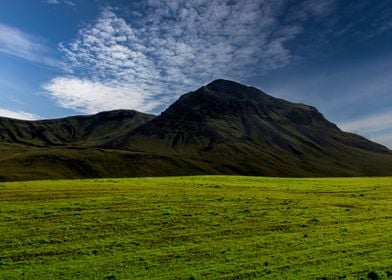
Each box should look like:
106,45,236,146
108,79,388,152
1,79,391,181
0,109,155,147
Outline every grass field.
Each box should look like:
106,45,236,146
1,176,392,279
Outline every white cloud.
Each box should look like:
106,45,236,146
0,23,61,68
44,1,337,113
370,134,392,149
302,0,335,16
338,111,392,134
46,0,75,5
0,108,40,120
43,77,158,114
338,111,392,149
64,1,75,6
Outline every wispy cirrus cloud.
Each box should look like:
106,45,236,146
0,23,61,68
0,108,40,120
45,0,75,6
64,1,75,6
371,134,392,149
338,111,392,148
44,0,336,114
338,112,392,134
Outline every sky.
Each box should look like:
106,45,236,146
0,0,391,147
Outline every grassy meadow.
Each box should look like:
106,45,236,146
1,176,392,279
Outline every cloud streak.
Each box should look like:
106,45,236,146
339,112,392,134
0,23,61,68
45,0,75,6
371,134,392,149
0,108,40,120
45,0,336,114
338,111,392,148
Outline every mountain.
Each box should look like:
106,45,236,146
0,110,206,181
0,110,155,147
1,79,392,181
106,79,392,176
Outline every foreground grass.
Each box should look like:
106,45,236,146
0,176,392,279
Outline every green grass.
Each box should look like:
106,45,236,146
1,176,392,279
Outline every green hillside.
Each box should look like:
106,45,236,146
0,110,155,147
1,80,392,181
0,143,212,182
1,176,391,279
111,80,392,177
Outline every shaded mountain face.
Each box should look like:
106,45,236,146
0,110,155,147
105,79,391,176
112,79,388,154
1,79,392,181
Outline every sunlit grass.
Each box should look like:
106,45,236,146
1,176,392,279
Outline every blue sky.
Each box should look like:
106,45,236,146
0,0,391,147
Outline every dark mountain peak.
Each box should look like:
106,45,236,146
165,80,268,113
162,80,317,123
124,79,388,155
70,109,155,123
92,109,151,118
40,109,153,123
200,79,268,101
206,79,252,91
202,80,316,115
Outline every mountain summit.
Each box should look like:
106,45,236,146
1,80,392,181
103,79,390,176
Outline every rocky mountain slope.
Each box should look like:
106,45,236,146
1,80,391,181
0,110,155,147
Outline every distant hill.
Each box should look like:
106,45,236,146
1,79,392,181
0,110,155,147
